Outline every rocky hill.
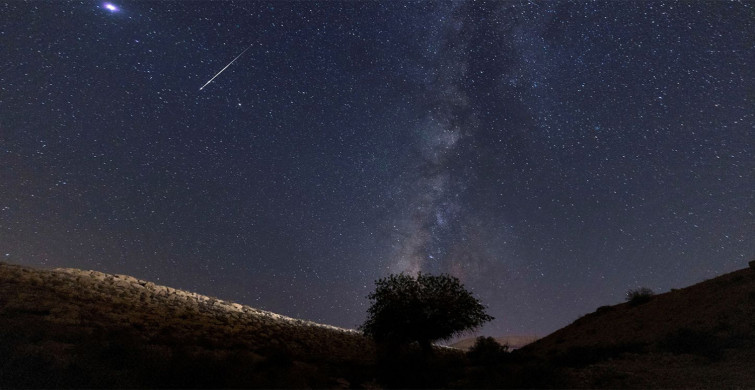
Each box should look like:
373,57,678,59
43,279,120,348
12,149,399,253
519,263,755,388
0,262,376,388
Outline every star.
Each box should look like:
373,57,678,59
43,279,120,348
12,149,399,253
103,3,119,12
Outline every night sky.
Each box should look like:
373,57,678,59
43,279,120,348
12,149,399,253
1,1,753,337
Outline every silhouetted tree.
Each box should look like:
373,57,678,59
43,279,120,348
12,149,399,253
359,273,493,351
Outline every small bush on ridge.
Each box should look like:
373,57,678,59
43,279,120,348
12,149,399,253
626,287,654,306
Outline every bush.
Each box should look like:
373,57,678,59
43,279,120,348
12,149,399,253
625,287,654,306
467,336,509,365
360,273,493,351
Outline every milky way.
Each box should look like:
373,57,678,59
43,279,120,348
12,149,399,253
1,1,752,336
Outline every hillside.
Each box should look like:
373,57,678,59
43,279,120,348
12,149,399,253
520,264,755,388
0,262,376,388
2,261,754,388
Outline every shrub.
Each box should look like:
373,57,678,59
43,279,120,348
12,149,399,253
467,336,509,365
625,287,654,306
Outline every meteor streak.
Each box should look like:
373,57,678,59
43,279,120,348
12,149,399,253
199,44,253,91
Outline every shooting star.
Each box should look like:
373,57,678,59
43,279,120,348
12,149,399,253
199,44,253,91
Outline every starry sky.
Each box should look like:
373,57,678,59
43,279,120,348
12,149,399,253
1,1,753,337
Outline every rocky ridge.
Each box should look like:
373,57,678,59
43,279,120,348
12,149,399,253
51,265,356,333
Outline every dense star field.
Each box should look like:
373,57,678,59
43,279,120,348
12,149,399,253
1,1,752,337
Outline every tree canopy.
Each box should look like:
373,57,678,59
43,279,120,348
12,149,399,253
359,273,493,349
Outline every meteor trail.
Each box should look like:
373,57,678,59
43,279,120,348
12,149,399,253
199,44,253,91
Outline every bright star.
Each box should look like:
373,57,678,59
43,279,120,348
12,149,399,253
103,3,119,12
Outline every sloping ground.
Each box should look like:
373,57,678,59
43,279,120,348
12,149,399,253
520,265,755,388
0,262,376,388
3,261,754,388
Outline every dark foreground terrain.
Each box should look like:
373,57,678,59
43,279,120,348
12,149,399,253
1,261,754,388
